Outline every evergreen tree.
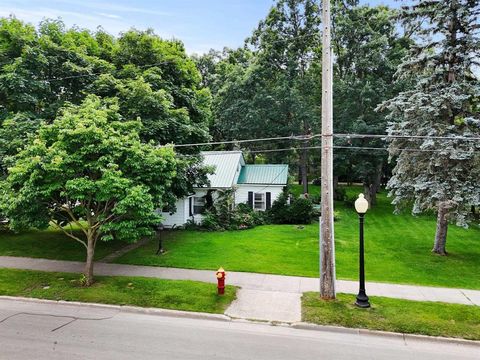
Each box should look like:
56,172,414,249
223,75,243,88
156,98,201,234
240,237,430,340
379,0,480,255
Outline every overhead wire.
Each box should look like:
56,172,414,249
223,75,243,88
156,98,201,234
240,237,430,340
166,132,480,149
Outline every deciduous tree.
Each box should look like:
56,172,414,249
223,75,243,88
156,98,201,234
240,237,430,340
1,96,177,285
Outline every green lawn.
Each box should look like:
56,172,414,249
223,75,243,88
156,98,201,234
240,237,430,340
302,292,480,340
116,185,480,289
0,268,236,314
0,228,126,261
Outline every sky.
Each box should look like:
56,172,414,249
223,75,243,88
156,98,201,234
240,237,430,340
2,0,401,54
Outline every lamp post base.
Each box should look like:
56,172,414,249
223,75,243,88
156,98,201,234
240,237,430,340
355,292,370,308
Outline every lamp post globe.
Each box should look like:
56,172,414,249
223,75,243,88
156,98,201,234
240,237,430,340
354,193,369,214
355,193,370,308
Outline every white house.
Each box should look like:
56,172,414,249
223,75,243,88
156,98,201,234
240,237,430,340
159,151,288,227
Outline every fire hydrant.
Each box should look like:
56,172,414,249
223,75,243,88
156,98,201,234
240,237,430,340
216,267,226,295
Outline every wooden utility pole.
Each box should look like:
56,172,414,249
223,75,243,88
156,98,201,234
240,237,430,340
320,0,336,300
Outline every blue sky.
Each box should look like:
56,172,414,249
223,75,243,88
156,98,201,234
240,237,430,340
2,0,401,54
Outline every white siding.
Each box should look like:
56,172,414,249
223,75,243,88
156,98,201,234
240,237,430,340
160,186,285,227
158,198,187,227
235,184,284,210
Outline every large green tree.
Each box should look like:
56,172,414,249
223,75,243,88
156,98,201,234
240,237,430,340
1,96,177,285
0,18,211,211
213,0,322,191
380,0,480,255
331,4,409,205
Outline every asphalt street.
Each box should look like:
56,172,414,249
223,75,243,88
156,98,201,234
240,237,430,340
0,298,477,360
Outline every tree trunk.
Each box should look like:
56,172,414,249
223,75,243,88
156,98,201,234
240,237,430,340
84,236,96,286
371,162,383,195
363,184,373,208
432,203,449,256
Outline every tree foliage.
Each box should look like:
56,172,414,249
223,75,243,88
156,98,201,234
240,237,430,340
0,17,211,206
331,4,410,205
1,96,177,284
379,0,480,254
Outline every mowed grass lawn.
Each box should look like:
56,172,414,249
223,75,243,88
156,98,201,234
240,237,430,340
117,185,480,290
302,292,480,340
0,228,126,261
0,268,236,314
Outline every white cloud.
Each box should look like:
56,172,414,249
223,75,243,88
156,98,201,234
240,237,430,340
96,12,122,20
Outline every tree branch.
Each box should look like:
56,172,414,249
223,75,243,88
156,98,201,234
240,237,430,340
50,220,88,250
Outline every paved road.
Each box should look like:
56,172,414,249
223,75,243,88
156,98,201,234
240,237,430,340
0,299,477,360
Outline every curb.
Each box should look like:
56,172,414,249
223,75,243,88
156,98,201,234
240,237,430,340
0,296,232,322
292,322,480,347
2,296,479,347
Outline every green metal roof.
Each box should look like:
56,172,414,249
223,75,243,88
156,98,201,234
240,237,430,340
201,151,244,188
237,165,289,185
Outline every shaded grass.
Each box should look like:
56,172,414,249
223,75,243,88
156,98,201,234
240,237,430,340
116,185,480,289
0,228,126,261
302,292,480,340
0,268,236,314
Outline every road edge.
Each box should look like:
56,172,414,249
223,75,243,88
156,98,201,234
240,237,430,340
1,295,479,347
0,295,231,322
292,322,480,347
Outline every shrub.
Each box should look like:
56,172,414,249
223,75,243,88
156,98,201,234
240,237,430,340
312,177,322,185
289,197,315,224
199,210,222,231
268,191,291,224
269,191,314,224
194,190,267,231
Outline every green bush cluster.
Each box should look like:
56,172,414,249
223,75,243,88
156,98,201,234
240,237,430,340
189,188,321,231
190,189,267,231
267,191,315,225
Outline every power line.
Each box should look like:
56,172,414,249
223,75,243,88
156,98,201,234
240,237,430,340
172,134,321,148
177,144,479,157
334,133,480,141
167,132,480,149
246,145,479,154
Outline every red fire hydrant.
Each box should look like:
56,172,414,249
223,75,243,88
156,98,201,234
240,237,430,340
216,267,226,295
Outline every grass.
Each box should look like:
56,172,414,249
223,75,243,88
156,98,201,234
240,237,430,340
302,292,480,340
116,185,480,290
0,268,236,314
0,228,126,261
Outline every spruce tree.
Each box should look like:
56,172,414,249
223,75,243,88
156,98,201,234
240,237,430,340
380,0,480,255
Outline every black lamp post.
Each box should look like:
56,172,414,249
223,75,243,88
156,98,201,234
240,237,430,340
354,194,370,308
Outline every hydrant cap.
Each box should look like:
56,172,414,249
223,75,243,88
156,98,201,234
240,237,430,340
217,267,224,273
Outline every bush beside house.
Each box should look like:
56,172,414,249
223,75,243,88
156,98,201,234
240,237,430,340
190,187,315,231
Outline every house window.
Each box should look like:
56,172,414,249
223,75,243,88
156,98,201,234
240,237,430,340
193,196,206,215
254,193,265,210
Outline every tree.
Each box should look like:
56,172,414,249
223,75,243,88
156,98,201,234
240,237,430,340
0,95,177,285
0,19,211,215
379,0,480,255
210,0,321,188
330,4,409,206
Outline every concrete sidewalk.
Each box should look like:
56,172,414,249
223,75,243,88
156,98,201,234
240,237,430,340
0,256,479,322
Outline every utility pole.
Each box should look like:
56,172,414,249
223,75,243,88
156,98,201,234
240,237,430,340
320,0,336,300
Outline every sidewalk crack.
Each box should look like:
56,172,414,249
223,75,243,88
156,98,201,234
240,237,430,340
460,290,475,305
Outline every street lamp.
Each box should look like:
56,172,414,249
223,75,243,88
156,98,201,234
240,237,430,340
354,194,370,308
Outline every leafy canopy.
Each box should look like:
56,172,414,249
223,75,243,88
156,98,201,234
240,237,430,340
1,95,177,244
